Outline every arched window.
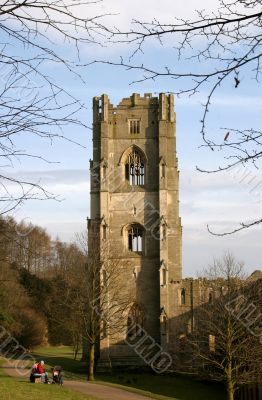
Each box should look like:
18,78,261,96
181,288,186,305
101,159,108,181
159,158,166,179
160,307,168,336
128,225,143,252
161,163,166,178
125,150,144,186
127,303,144,338
160,264,167,286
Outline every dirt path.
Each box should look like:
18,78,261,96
2,361,153,400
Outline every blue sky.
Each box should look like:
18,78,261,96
2,0,262,276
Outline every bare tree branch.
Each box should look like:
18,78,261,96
0,0,109,214
97,0,262,234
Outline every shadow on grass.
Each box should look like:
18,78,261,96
28,348,226,400
97,372,227,400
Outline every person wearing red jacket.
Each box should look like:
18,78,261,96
37,360,49,383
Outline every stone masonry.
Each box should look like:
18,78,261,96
88,93,182,367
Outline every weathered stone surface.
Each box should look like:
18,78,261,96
89,93,182,367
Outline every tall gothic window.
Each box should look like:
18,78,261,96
181,288,186,305
127,303,144,338
128,226,143,252
125,150,144,186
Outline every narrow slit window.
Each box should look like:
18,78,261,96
161,163,166,178
101,269,107,286
102,165,107,179
163,269,167,285
102,225,107,240
162,225,166,240
161,269,167,285
181,288,186,305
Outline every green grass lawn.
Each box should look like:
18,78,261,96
0,360,97,400
33,345,88,380
96,373,226,400
32,346,227,400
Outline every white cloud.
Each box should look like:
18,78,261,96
97,0,220,28
5,164,262,278
177,93,262,109
179,168,262,275
180,168,262,225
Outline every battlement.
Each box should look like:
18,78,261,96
93,93,175,123
118,93,157,108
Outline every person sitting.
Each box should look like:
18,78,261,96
37,360,49,383
29,361,42,383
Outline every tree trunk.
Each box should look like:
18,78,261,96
88,342,95,381
227,375,234,400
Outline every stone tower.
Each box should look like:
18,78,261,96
89,93,182,367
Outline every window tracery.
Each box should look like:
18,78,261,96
125,150,145,186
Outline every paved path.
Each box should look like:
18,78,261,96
2,361,153,400
65,380,153,400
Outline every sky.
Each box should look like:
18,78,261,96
2,0,262,277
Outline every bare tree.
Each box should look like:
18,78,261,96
187,253,262,400
0,215,53,273
81,230,134,380
0,1,107,214
96,0,262,234
54,231,134,380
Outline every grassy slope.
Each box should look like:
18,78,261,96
33,345,88,380
34,346,227,400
